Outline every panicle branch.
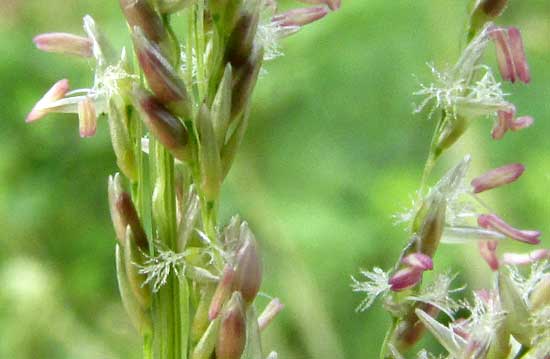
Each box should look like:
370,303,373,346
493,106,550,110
28,0,338,357
352,3,546,358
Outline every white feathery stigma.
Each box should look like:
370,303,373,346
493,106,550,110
351,267,391,312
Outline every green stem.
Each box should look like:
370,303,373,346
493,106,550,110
159,144,180,359
186,6,195,96
379,318,398,359
143,334,153,359
195,0,207,102
419,152,435,194
419,112,445,193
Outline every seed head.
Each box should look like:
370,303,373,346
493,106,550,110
232,223,262,303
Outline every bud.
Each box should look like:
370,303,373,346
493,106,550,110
498,269,532,346
478,0,508,17
415,193,446,258
225,12,260,67
197,105,222,201
212,64,233,148
33,33,93,57
209,265,235,320
529,274,550,311
107,99,138,181
401,253,433,271
434,115,469,156
192,286,215,342
216,292,247,359
120,0,166,45
233,223,262,303
77,97,97,137
478,214,541,244
123,226,152,308
471,163,524,193
272,6,329,27
191,317,220,359
468,0,508,41
177,189,200,252
134,88,191,162
258,298,284,331
116,192,149,250
108,173,126,244
26,79,70,123
221,110,249,178
231,47,264,118
502,249,550,266
388,267,423,291
478,240,499,271
132,29,192,118
115,244,152,334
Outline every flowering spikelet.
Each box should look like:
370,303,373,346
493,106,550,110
413,24,532,138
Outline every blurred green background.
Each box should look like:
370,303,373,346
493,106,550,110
1,0,549,358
